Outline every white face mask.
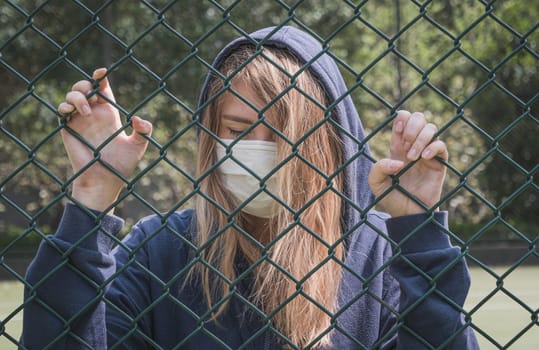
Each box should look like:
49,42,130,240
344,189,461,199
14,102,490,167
215,138,279,218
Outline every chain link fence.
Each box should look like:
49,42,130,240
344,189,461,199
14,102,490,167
1,0,537,349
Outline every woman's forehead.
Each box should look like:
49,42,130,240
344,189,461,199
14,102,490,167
221,82,265,115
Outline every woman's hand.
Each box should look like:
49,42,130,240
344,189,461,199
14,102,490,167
368,111,448,217
58,68,152,212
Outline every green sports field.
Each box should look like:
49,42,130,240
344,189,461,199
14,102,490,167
464,265,538,349
1,266,537,349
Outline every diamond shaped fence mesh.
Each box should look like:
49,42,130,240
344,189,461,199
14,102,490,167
0,0,537,349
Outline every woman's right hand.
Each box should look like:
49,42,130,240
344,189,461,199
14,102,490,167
58,68,152,212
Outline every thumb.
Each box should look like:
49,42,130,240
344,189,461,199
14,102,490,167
368,159,405,194
130,116,153,145
92,68,116,103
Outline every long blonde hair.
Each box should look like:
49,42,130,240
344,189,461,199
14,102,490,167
193,45,345,348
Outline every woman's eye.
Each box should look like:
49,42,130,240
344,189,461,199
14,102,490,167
228,128,243,136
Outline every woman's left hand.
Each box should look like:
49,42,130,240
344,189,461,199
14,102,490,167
368,110,448,217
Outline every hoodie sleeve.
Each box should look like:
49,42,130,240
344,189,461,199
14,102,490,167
20,203,150,349
379,212,479,350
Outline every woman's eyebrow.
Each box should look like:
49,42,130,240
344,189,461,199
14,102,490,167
222,114,255,124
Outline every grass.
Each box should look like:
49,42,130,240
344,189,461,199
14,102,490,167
465,265,539,349
1,266,538,349
0,280,24,349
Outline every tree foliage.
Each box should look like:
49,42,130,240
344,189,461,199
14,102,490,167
1,0,536,242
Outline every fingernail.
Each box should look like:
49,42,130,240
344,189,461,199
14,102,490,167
422,149,432,158
82,105,91,115
390,160,402,171
395,121,404,133
407,148,418,160
403,141,411,150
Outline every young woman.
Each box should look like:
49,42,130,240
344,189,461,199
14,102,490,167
22,26,478,349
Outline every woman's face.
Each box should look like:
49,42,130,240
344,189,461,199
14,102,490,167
217,81,275,142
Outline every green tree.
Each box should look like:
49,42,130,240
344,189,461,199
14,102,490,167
1,0,536,243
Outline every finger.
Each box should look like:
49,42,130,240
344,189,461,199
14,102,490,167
58,102,76,116
65,91,92,116
368,158,405,190
401,112,426,151
92,68,116,104
407,123,437,161
72,80,98,105
393,110,412,134
390,110,412,159
421,140,449,162
130,116,153,144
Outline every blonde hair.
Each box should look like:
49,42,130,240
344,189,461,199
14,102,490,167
193,45,344,348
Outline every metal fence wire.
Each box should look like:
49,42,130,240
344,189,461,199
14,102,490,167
0,0,538,349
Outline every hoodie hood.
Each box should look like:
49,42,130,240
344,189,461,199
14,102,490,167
198,25,375,235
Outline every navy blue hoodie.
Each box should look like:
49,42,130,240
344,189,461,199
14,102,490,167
21,26,479,349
